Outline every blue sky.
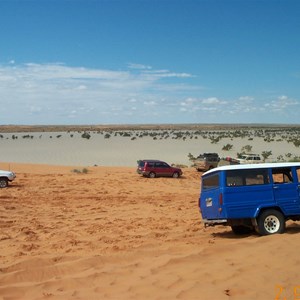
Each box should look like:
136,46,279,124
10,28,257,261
1,0,300,125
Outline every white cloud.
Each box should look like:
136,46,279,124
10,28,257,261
239,96,254,102
0,62,200,124
142,69,193,79
127,63,152,70
0,62,299,124
202,97,226,105
264,95,299,111
143,101,157,106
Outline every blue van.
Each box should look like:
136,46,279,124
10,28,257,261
199,162,300,235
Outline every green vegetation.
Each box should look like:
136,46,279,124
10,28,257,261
3,126,300,164
188,153,196,161
81,132,91,139
261,151,272,161
241,145,252,153
222,144,233,151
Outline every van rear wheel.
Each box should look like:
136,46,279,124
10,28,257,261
257,209,285,235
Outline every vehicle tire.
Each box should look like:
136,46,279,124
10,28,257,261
231,225,253,235
257,209,285,235
172,172,180,178
148,172,156,178
0,178,8,188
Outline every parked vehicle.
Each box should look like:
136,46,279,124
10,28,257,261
193,153,220,171
137,160,182,178
0,169,16,188
199,162,300,235
237,154,262,164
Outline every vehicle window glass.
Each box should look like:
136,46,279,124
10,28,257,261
226,169,269,186
227,174,243,186
148,162,154,167
162,163,169,168
272,168,293,184
296,168,300,183
202,174,219,190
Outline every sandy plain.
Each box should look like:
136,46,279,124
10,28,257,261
1,125,300,300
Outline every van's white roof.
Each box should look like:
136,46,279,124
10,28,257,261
202,162,300,176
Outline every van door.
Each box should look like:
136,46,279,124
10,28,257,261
272,167,300,215
200,172,225,220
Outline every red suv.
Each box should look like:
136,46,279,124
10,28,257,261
137,160,182,178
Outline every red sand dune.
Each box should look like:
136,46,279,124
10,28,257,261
1,163,300,299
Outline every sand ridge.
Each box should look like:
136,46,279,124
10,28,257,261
1,163,300,299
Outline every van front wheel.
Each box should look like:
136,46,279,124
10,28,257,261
257,209,285,235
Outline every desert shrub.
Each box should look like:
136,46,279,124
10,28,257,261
71,168,89,174
287,156,300,162
82,132,91,139
222,144,233,151
241,145,252,153
82,168,89,174
188,153,196,161
293,140,300,147
210,136,221,144
171,163,188,168
261,150,272,161
122,132,131,137
277,155,284,162
23,135,34,139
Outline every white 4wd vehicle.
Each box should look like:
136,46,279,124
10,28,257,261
238,154,262,164
0,169,16,188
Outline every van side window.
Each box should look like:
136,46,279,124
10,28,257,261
226,169,269,186
272,168,293,184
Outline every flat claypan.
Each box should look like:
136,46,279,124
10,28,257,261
0,127,299,167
